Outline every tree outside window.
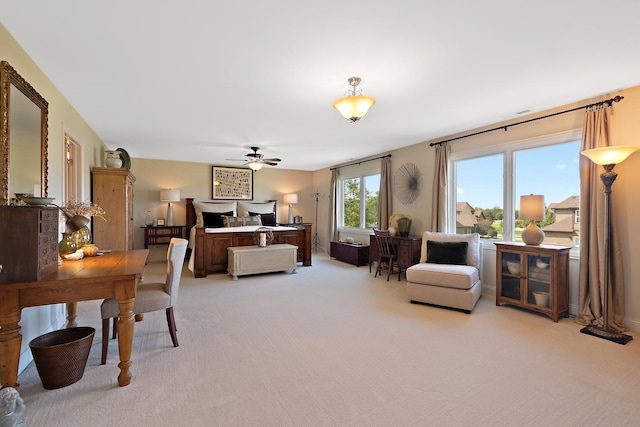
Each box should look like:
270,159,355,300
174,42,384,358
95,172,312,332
341,174,380,229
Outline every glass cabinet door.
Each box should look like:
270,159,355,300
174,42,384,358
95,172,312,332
526,255,551,308
500,252,521,300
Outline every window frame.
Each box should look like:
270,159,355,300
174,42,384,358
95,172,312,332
338,164,381,231
448,129,582,243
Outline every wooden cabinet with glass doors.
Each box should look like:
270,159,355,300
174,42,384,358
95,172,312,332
495,242,571,322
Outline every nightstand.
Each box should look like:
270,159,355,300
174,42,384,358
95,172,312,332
142,225,185,249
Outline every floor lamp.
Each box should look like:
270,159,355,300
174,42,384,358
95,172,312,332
311,189,324,252
580,145,639,345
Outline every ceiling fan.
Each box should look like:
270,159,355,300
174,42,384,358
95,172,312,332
226,146,281,170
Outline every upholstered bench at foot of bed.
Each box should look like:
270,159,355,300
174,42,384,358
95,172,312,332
227,244,298,280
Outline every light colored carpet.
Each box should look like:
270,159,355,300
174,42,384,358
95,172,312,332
17,252,640,426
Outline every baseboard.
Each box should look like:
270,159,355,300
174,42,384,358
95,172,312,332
18,312,67,374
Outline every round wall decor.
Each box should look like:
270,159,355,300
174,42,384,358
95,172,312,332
394,162,423,204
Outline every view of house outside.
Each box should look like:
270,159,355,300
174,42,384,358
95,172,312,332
455,141,581,247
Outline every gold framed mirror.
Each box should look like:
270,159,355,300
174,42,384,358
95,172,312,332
0,60,49,205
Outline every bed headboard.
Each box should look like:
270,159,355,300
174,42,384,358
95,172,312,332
186,198,278,229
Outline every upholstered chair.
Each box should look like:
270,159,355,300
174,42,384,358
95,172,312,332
406,231,482,313
100,238,188,365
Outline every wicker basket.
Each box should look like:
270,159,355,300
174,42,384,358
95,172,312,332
29,327,95,389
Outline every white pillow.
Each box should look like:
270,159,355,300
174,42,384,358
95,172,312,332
237,201,275,218
193,201,237,227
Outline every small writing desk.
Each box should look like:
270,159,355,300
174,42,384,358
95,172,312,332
0,249,149,388
369,234,422,277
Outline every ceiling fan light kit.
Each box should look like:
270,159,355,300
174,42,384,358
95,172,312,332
227,146,281,170
333,77,376,122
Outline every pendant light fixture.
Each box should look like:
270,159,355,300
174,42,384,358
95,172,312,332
333,77,376,122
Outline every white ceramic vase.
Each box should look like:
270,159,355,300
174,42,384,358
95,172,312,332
104,150,122,168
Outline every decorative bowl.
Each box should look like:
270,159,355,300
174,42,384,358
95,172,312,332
533,291,549,307
506,261,520,275
536,258,550,269
22,197,55,206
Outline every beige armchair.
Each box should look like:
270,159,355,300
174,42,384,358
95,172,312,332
100,238,188,364
406,231,482,313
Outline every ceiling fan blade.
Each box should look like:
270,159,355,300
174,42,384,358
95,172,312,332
264,161,279,166
225,158,246,161
263,158,281,162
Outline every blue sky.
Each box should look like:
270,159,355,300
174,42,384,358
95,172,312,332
456,141,581,209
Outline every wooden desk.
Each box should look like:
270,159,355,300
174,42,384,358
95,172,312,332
369,234,422,276
0,249,149,389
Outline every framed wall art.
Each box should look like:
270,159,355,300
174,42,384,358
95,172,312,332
212,166,253,200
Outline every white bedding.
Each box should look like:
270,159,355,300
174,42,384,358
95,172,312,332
187,225,297,273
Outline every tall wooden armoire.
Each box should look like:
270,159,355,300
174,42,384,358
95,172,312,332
91,167,136,251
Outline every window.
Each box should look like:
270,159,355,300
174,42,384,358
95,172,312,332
340,174,380,229
451,132,581,247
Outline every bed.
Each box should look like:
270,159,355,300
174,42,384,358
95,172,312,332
186,198,312,278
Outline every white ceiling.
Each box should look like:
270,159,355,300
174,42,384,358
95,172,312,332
4,1,640,171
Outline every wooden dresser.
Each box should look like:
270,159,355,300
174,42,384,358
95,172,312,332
91,167,136,251
0,206,59,284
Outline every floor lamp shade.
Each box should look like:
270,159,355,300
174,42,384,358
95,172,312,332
579,145,639,344
520,194,545,245
283,193,298,224
160,189,180,226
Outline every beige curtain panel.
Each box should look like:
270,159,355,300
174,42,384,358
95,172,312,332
378,157,392,230
430,144,450,232
576,105,628,331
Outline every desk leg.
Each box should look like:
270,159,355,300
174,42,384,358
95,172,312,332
0,308,22,389
65,302,78,328
115,298,135,387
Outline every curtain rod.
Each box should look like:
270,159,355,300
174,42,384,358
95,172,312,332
329,154,392,171
429,96,624,147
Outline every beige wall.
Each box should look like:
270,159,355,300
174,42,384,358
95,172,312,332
1,24,108,372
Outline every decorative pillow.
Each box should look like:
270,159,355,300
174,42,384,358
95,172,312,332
193,201,237,227
426,240,469,265
250,211,276,226
202,211,233,228
237,201,275,218
223,215,262,228
419,231,480,268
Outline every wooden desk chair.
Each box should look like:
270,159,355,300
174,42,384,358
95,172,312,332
373,228,399,281
100,238,188,365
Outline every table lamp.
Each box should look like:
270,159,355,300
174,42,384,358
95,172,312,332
520,194,545,245
283,193,298,224
160,189,180,226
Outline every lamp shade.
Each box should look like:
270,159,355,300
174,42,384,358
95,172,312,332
333,95,376,122
249,162,263,171
581,145,640,165
283,193,298,205
160,189,180,202
519,195,545,221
